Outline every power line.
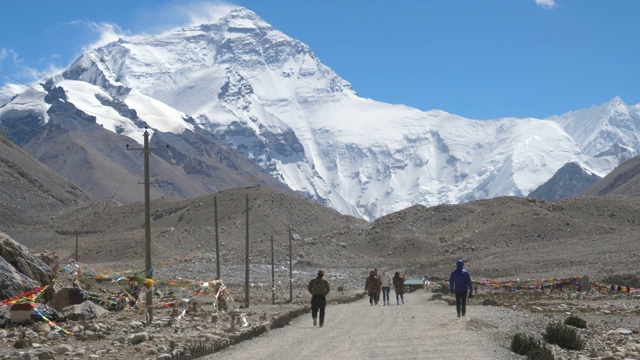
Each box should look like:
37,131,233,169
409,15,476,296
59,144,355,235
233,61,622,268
0,70,172,197
0,70,42,93
101,150,145,212
0,71,150,129
149,147,179,202
0,69,150,129
1,71,176,209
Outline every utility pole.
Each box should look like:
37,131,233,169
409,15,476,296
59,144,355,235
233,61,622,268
126,128,154,325
214,196,220,278
75,228,79,262
271,235,275,305
245,193,250,308
143,130,152,325
289,226,293,303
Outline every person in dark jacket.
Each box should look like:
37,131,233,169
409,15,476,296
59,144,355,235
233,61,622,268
392,272,405,304
365,270,382,305
449,259,473,317
307,269,330,327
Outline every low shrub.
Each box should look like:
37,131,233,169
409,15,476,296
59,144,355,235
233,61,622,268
511,333,554,359
564,314,587,329
543,322,583,350
511,332,537,355
482,298,499,306
526,343,554,360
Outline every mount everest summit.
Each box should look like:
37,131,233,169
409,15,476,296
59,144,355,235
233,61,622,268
1,7,639,221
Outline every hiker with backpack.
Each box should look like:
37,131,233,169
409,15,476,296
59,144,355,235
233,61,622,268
307,269,330,327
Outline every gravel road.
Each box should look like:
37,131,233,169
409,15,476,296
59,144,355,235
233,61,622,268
201,291,520,360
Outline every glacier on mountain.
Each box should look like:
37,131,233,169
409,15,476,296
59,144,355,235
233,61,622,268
1,7,636,221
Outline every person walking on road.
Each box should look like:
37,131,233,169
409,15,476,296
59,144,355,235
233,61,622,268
392,271,405,304
380,271,392,306
449,259,473,317
365,270,382,305
308,269,330,327
373,268,382,304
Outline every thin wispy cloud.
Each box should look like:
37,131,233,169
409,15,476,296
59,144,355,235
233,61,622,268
78,2,235,52
178,1,236,27
0,48,63,86
132,1,235,34
83,22,128,53
26,63,66,83
0,49,20,69
1,1,237,87
535,0,557,10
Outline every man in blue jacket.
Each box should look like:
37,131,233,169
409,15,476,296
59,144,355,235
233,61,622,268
449,259,473,317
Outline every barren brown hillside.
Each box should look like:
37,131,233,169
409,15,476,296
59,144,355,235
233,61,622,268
4,183,640,360
368,195,640,280
0,134,92,225
3,185,640,291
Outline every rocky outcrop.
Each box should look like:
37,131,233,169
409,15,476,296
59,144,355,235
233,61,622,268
528,161,601,201
60,301,108,321
0,232,54,300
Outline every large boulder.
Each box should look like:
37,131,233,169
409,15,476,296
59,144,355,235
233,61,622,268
49,287,85,311
61,301,108,321
0,231,54,300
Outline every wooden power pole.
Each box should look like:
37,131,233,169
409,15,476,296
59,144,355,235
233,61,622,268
214,196,220,278
126,128,154,325
245,193,250,308
271,235,275,305
289,226,293,303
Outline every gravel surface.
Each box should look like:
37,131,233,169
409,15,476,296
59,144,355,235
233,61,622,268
204,290,520,360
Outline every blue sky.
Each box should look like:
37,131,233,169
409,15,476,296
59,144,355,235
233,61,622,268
1,0,638,119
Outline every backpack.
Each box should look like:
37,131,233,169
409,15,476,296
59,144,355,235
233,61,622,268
310,279,326,295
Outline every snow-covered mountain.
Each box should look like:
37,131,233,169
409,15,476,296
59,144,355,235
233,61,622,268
548,97,640,161
0,7,637,220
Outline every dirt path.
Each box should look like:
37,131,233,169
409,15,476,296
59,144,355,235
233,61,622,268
201,291,519,360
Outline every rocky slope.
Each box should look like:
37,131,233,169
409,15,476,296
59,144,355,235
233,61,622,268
0,134,91,225
2,173,640,358
3,184,640,290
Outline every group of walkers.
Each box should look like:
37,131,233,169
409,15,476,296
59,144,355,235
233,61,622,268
364,269,406,306
307,259,474,328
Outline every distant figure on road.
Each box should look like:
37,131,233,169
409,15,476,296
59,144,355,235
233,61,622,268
392,272,405,305
365,270,382,305
307,269,330,327
449,259,473,317
380,272,392,306
374,268,382,304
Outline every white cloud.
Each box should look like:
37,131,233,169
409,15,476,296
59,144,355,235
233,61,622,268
0,48,19,68
535,0,556,9
79,2,235,51
26,63,66,82
177,1,236,27
2,1,238,87
0,48,63,87
132,1,236,34
83,22,128,53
